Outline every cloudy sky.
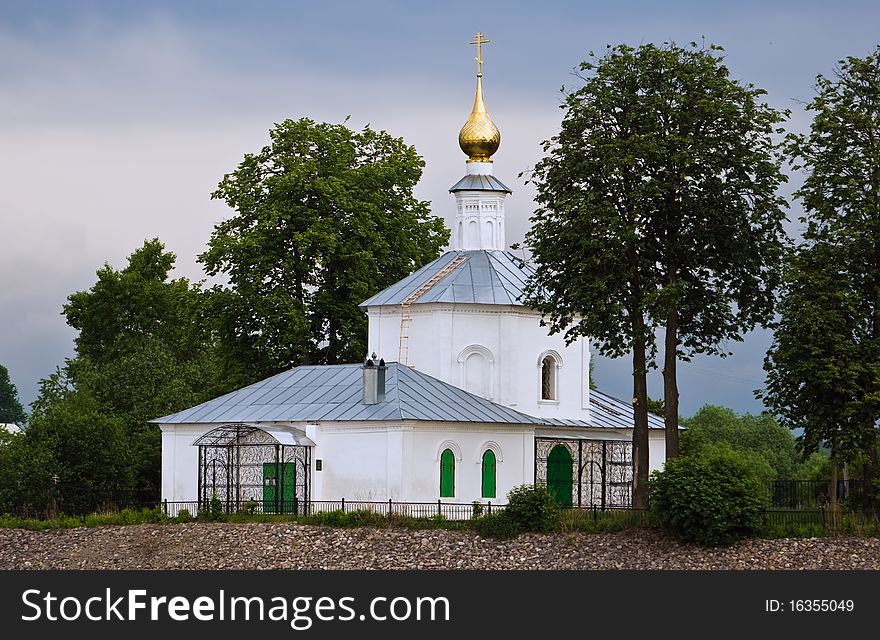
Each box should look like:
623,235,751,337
1,0,878,417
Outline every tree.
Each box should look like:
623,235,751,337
764,46,880,506
762,243,868,466
523,42,788,506
24,384,133,515
634,43,788,459
0,363,26,425
200,118,449,388
55,239,219,499
681,404,799,481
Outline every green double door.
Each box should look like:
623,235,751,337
263,462,296,514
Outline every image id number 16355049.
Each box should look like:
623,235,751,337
791,599,854,612
765,600,855,613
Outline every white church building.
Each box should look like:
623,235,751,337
156,35,667,514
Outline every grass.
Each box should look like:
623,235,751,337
3,506,878,541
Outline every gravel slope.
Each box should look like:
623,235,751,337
1,523,879,570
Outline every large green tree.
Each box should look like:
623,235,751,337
523,42,788,507
681,404,799,482
200,118,449,388
0,363,26,425
764,46,880,506
762,243,868,463
55,240,217,500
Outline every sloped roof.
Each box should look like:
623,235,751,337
448,174,512,193
153,363,547,426
359,250,534,307
587,390,666,430
152,362,664,430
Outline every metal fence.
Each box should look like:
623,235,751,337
766,479,865,509
7,479,877,524
160,498,504,520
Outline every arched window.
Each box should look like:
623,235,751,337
481,449,496,499
440,448,455,497
541,355,557,400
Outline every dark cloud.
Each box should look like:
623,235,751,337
1,1,878,413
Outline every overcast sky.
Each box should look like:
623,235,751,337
1,0,878,417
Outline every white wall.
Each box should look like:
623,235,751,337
161,419,667,507
366,303,591,421
160,424,210,502
648,430,669,474
310,421,533,503
406,425,533,503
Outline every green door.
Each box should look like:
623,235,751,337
481,450,496,499
547,445,573,507
263,462,296,513
440,449,455,497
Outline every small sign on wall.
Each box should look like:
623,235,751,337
315,459,323,471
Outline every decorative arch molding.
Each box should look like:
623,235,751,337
536,349,564,369
436,440,463,462
477,440,504,463
457,344,496,400
458,343,495,364
538,349,563,403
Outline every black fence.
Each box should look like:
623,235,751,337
5,479,876,523
160,498,505,521
766,479,865,509
7,490,158,519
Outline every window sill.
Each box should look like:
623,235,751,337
538,399,560,405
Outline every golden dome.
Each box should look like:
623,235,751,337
458,74,501,162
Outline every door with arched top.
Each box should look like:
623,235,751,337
547,444,573,507
440,448,455,497
481,449,496,499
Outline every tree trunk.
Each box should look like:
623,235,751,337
631,325,650,510
829,456,838,512
863,432,878,510
663,308,680,459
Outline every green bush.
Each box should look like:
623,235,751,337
469,512,521,539
305,509,389,528
504,484,561,533
239,500,259,515
560,507,653,533
650,449,768,546
197,495,227,522
175,508,193,523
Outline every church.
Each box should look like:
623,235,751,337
156,34,667,515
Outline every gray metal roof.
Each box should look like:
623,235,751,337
154,363,547,426
448,174,512,193
153,362,663,430
359,250,534,307
588,390,666,430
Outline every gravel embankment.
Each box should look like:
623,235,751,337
2,523,880,570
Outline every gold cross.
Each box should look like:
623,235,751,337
469,32,491,77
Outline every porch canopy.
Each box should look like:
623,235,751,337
193,423,313,514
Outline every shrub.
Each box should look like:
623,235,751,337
650,449,768,547
560,507,652,534
197,495,227,522
175,508,193,523
305,509,388,528
504,484,561,533
469,512,521,539
239,500,259,515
